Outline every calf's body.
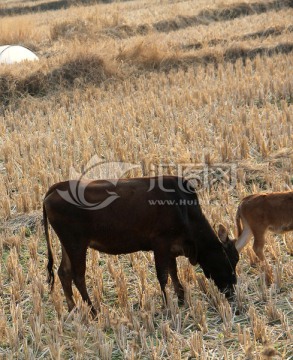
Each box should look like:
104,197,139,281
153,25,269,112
235,191,293,260
43,176,238,316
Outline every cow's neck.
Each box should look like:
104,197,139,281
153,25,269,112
195,215,223,262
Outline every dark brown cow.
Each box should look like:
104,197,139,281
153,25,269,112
43,176,239,317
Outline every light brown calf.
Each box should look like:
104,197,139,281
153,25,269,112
235,191,293,261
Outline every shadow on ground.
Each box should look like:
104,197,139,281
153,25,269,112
0,0,131,17
1,42,292,105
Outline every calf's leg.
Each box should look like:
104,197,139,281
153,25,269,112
168,257,184,305
252,229,266,261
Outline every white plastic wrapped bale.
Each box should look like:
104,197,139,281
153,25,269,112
0,45,39,64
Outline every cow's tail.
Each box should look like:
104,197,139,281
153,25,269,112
43,203,55,291
235,206,243,237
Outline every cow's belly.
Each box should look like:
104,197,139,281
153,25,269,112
268,223,293,234
89,237,152,255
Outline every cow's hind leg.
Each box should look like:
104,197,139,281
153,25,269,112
66,245,97,318
58,245,75,312
252,229,266,261
154,247,170,306
168,256,184,305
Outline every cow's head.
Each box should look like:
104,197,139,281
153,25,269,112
218,224,239,295
202,224,239,297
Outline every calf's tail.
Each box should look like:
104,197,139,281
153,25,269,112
43,203,55,291
235,206,243,237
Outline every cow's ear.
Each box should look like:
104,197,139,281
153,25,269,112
218,224,229,244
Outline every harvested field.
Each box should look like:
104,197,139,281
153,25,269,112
0,0,292,358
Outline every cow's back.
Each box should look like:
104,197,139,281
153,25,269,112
240,191,293,229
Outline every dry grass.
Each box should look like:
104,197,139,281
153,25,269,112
0,0,292,358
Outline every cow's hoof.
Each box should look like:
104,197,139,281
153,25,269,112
178,297,185,307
